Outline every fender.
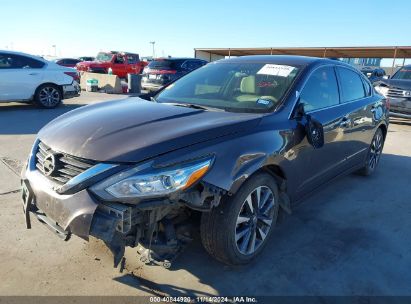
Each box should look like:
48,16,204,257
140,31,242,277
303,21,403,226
151,126,295,213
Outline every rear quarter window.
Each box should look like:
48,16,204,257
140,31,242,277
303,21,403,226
361,76,372,96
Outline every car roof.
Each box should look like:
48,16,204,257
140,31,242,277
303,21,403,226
215,55,348,68
0,50,47,62
100,51,138,56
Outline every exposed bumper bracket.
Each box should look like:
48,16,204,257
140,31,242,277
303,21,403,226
35,212,71,241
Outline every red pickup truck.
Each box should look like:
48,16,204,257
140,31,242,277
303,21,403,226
76,51,148,78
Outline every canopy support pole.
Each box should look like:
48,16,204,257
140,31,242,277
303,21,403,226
391,47,398,75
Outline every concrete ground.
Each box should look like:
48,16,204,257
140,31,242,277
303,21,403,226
0,93,410,296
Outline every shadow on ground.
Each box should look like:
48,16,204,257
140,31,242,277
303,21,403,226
0,103,85,135
113,153,411,296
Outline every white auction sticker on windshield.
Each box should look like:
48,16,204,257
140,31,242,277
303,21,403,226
257,64,295,77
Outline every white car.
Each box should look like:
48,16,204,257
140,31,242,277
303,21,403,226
0,50,80,108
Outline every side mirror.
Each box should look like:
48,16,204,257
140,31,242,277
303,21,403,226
305,114,324,149
383,75,389,79
294,102,324,149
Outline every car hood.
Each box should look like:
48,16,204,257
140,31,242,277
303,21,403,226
378,79,411,90
38,98,262,163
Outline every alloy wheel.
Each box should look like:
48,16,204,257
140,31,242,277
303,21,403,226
39,87,60,107
369,131,383,170
235,186,277,255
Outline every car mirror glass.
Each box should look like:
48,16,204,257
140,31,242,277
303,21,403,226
305,114,324,149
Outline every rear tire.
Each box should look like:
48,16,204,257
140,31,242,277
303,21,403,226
357,128,385,176
34,84,62,108
200,173,280,265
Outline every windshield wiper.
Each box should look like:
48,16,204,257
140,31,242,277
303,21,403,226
166,102,225,112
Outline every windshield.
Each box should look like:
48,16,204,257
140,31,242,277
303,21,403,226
156,62,300,113
96,52,113,62
392,67,411,80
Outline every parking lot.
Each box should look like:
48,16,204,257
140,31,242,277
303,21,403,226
1,93,411,296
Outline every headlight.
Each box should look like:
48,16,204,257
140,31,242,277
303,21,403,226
104,158,212,199
375,85,389,97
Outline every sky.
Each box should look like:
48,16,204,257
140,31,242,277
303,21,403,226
1,0,410,66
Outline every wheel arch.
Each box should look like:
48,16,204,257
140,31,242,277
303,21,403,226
34,82,63,97
228,161,291,214
378,123,388,140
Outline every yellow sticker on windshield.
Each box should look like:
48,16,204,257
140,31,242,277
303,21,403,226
257,64,295,77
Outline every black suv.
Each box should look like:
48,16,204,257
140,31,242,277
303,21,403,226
360,66,386,83
141,57,207,91
22,56,388,268
374,65,411,119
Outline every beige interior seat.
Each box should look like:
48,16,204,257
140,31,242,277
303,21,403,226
236,76,259,102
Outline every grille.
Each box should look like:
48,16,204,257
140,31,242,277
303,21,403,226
387,88,405,98
35,141,96,185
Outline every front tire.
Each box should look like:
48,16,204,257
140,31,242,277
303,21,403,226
357,128,385,176
34,84,62,108
200,173,280,265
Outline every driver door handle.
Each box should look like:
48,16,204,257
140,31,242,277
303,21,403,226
29,72,39,76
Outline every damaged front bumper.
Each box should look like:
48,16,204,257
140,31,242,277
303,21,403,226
22,172,98,240
22,168,180,267
21,147,224,268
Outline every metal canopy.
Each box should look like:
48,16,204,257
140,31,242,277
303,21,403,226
194,46,411,59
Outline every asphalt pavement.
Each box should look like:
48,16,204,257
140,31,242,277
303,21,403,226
0,93,410,296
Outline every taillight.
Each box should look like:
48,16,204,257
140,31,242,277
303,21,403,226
64,72,80,82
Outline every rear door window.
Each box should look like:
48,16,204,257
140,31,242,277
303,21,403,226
0,54,45,69
337,67,366,102
300,66,340,112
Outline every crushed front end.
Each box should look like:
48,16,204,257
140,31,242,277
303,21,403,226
22,139,223,268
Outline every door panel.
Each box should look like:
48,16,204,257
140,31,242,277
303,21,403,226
291,65,350,198
112,55,126,77
293,106,348,197
0,53,45,101
0,69,43,100
335,66,376,166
